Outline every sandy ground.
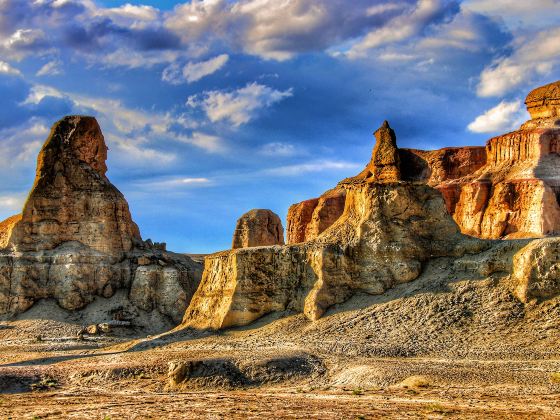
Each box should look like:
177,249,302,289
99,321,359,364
1,255,560,419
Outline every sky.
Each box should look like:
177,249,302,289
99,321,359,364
0,0,559,253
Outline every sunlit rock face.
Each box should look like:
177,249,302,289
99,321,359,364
525,80,560,120
232,209,284,249
399,81,560,240
286,189,346,245
0,116,202,322
6,116,141,255
182,83,560,330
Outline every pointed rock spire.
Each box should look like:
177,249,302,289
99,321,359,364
370,120,401,182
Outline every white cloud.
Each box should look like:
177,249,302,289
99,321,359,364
264,160,361,176
187,82,293,127
102,49,182,69
477,27,560,97
175,132,224,153
467,100,526,133
0,194,25,212
347,0,456,58
36,59,63,76
1,28,47,59
136,177,212,189
259,142,298,157
0,120,48,168
100,4,159,24
464,0,560,27
22,84,64,104
165,0,437,61
0,61,21,76
163,54,229,84
183,54,229,83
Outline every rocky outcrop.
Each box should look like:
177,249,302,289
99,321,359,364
285,121,402,245
286,188,346,244
182,121,487,329
6,116,141,255
525,80,560,120
232,209,284,249
0,116,202,323
512,237,560,303
396,81,560,240
0,214,21,249
399,147,487,186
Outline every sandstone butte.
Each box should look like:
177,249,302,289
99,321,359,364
0,116,202,322
182,81,560,330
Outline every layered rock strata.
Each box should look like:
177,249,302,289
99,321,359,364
182,121,488,329
0,116,201,322
232,209,284,249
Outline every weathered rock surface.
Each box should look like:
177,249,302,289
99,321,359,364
232,209,284,249
512,237,560,303
396,81,560,239
286,188,346,244
285,121,403,245
0,116,202,323
6,116,141,254
0,214,21,249
366,120,401,182
525,79,560,120
182,121,488,329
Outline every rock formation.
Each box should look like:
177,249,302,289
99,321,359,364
525,80,560,120
369,120,401,182
287,82,560,243
7,116,141,254
285,121,401,245
182,121,488,329
232,209,284,248
397,80,560,240
0,116,201,323
286,188,346,244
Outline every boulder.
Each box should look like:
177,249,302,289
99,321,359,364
512,238,560,303
232,209,284,249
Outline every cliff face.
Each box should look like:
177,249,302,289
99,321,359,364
401,81,560,240
0,116,202,323
182,121,488,329
286,189,346,244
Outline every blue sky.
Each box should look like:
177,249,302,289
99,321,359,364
0,0,559,253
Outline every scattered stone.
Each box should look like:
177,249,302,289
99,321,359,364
98,323,111,333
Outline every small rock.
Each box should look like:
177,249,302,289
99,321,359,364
86,324,99,335
98,323,111,333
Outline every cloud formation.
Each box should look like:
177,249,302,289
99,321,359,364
163,54,229,84
467,100,526,133
187,82,293,126
477,27,560,97
0,61,21,76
